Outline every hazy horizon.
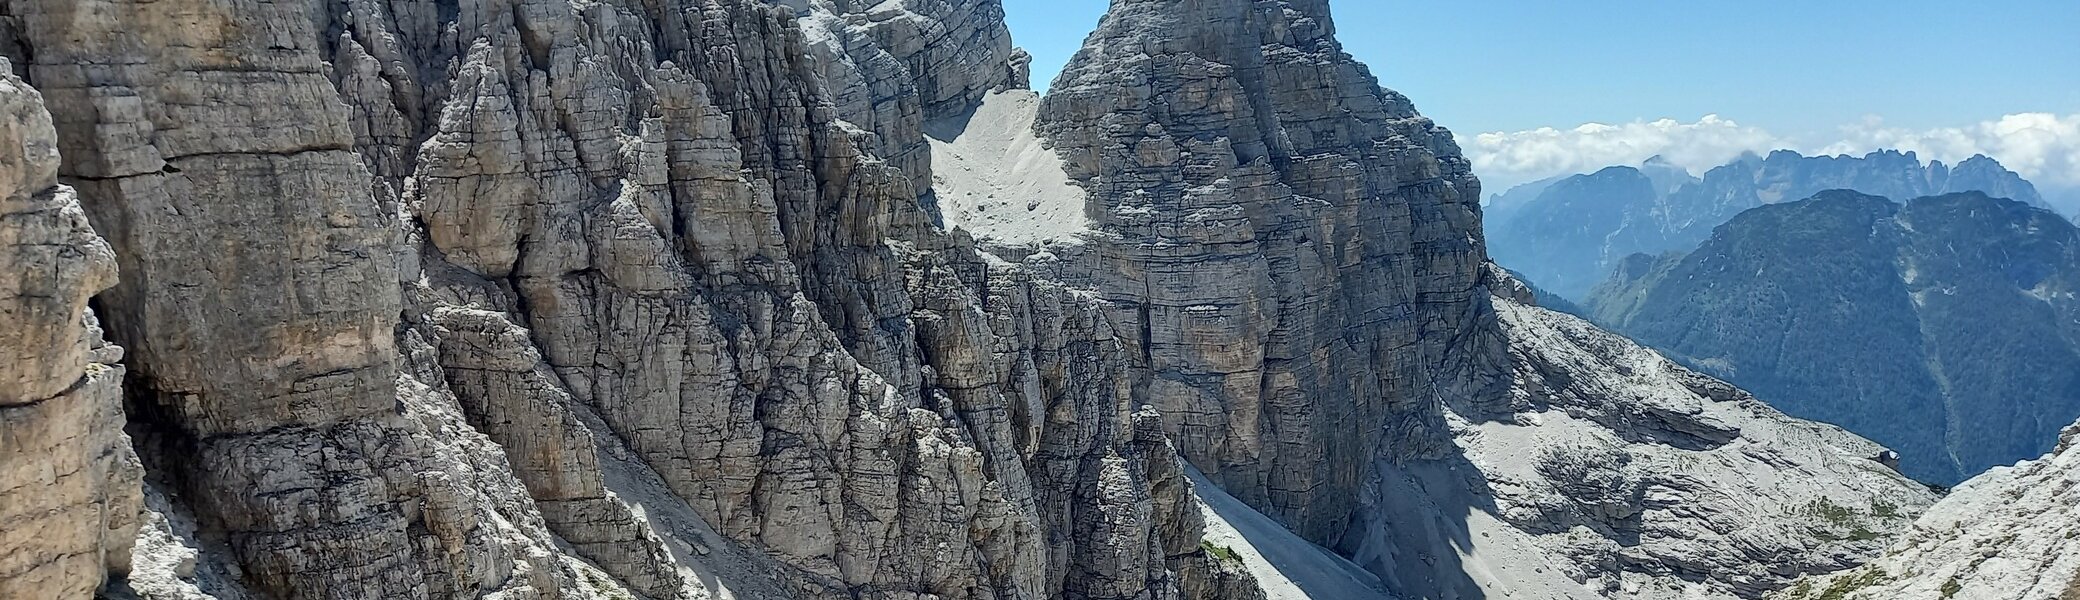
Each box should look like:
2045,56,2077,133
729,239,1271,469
1005,0,2080,201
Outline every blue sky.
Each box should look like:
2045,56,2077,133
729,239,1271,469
1004,1,2080,193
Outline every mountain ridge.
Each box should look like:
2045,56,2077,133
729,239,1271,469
1588,189,2080,484
1490,149,2050,299
0,1,1940,599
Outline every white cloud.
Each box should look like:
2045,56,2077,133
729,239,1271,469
1466,112,2080,195
1819,113,2080,188
1467,115,1786,193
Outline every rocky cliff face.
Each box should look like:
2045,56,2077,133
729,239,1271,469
1490,150,2048,300
1032,0,1489,545
0,0,1245,598
0,1,1943,599
988,2,1926,598
0,57,142,600
1776,420,2080,600
1587,190,2080,484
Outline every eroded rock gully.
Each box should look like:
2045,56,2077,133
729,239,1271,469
0,1,1951,599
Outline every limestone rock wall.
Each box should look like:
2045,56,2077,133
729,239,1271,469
791,0,1027,196
1035,0,1486,543
0,0,1953,599
0,56,143,600
0,0,1254,598
0,1,625,596
1019,2,1939,599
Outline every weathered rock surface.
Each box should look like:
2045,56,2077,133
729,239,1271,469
0,56,143,600
1587,190,2080,484
791,0,1026,197
3,0,1256,598
0,0,1949,599
1034,0,1488,546
920,3,1934,598
1351,294,1933,599
1776,421,2080,600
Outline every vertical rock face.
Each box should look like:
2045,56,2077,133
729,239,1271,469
1036,0,1486,543
1007,2,1939,599
3,0,1250,598
0,1,1952,599
792,0,1027,196
0,56,142,600
3,2,598,597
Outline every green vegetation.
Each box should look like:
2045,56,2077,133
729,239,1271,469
1805,498,1857,526
1869,499,1901,519
1803,498,1882,542
1940,576,1962,598
1200,540,1240,563
1778,567,1891,600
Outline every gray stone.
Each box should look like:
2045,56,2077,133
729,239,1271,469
0,56,143,600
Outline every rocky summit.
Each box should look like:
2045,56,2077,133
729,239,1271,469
1587,190,2080,485
0,1,1962,600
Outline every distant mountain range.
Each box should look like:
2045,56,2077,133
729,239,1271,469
1486,150,2049,300
1585,190,2080,484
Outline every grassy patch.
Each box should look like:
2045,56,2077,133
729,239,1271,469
1800,498,1886,542
1805,498,1858,527
1778,567,1890,600
1200,540,1240,563
1869,499,1901,519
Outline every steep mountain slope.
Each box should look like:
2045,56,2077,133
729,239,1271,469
1776,420,2080,600
1589,190,2080,484
1490,150,2049,299
1371,291,1932,600
967,2,1931,598
0,0,1256,598
1489,165,1669,298
1032,0,1492,544
0,1,1936,599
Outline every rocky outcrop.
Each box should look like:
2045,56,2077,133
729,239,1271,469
1776,421,2080,600
1034,0,1487,545
3,0,1257,598
2,1,635,595
1369,295,1932,599
1587,190,2080,484
0,56,142,600
0,0,1944,599
1490,150,2048,300
791,0,1026,197
919,2,1934,598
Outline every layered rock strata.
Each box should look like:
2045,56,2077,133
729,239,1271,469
968,2,1938,598
0,56,143,600
1034,0,1487,545
0,0,1253,598
0,1,1949,599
